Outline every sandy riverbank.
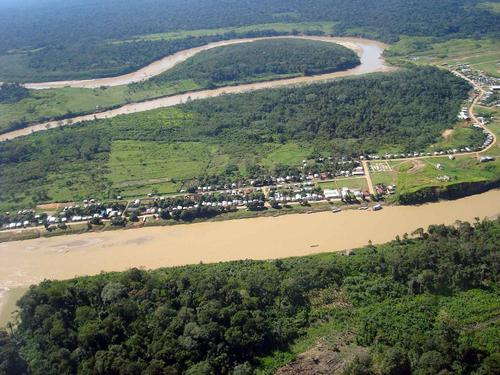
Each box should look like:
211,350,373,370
24,36,373,89
1,36,392,141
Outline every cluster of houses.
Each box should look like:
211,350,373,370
194,159,365,194
375,184,396,195
138,191,266,215
323,187,363,201
1,202,126,230
457,106,470,120
1,209,44,230
481,90,500,108
454,64,500,88
361,147,476,160
479,127,494,149
270,182,324,204
454,64,500,108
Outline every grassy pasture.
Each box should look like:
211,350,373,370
318,177,368,191
387,37,500,77
429,123,485,151
114,22,335,44
390,155,499,194
260,143,312,169
108,140,228,195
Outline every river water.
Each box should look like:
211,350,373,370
1,36,392,141
1,190,499,289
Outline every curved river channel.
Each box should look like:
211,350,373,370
1,36,393,141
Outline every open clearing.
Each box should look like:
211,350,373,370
387,37,500,77
318,177,368,191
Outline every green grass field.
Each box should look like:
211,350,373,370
387,37,500,77
260,143,312,169
390,155,499,194
429,123,485,151
0,80,201,134
114,22,335,44
371,170,397,187
318,177,368,191
108,140,227,196
106,140,317,197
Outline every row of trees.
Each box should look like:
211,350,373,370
0,218,498,374
0,83,30,104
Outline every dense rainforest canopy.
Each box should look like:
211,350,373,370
0,218,498,374
145,38,360,87
0,67,470,209
0,84,30,104
0,0,498,80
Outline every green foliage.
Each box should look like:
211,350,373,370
0,83,30,104
0,219,498,374
0,0,498,81
146,38,359,87
0,67,470,209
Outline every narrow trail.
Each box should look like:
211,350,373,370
453,70,496,151
361,161,375,195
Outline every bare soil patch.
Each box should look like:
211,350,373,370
442,128,454,139
36,202,74,210
275,337,367,375
407,159,425,174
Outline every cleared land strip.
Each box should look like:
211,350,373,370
0,36,392,141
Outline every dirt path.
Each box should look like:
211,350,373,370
407,159,425,174
361,160,375,194
452,70,496,152
442,128,454,139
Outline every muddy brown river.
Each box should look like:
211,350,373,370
1,189,499,325
1,36,392,141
